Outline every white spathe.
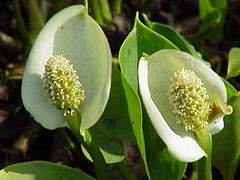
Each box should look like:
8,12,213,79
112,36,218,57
138,49,232,162
21,5,112,130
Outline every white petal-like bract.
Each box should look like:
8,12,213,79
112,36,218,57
138,49,232,162
22,5,112,130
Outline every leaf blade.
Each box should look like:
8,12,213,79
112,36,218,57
227,47,240,79
0,161,94,180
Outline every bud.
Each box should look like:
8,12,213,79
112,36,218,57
43,55,85,115
168,68,211,131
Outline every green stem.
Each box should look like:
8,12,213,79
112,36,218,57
85,143,111,180
89,0,104,25
26,0,44,39
189,162,198,180
84,0,88,14
116,161,137,180
223,164,237,180
13,0,30,41
66,111,111,180
195,128,212,180
112,0,122,14
40,0,47,22
197,156,212,180
89,0,112,26
13,0,32,56
98,0,112,24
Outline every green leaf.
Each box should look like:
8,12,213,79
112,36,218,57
90,64,134,142
0,161,94,180
27,0,44,41
197,9,221,38
222,78,237,101
198,0,226,43
142,14,202,59
84,66,132,163
148,148,186,180
119,13,187,179
143,111,187,180
198,0,215,19
89,0,112,26
81,142,124,164
227,47,240,79
142,14,212,68
212,85,240,180
21,5,112,131
120,13,178,92
82,64,135,164
208,0,226,43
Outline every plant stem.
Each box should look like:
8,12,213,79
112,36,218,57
26,0,44,39
89,0,104,25
13,0,32,56
195,128,212,180
89,0,112,26
84,0,88,14
66,111,111,180
97,0,112,24
116,161,137,180
189,162,198,180
13,0,44,61
112,0,122,14
223,164,237,180
197,156,212,180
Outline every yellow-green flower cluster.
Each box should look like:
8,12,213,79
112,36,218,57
168,68,211,131
43,55,85,116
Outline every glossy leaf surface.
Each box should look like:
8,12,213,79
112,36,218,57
227,47,240,79
87,64,134,163
119,14,187,179
0,161,94,180
212,80,240,180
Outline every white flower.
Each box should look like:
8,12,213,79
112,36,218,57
138,49,232,162
21,5,112,130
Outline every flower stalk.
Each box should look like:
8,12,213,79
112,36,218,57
43,55,111,180
195,127,212,180
65,110,111,180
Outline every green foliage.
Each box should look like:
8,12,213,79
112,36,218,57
119,13,201,179
212,80,240,180
86,64,135,163
227,47,240,79
89,0,112,26
5,1,240,179
142,14,202,59
0,161,94,180
13,0,44,57
198,0,226,43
